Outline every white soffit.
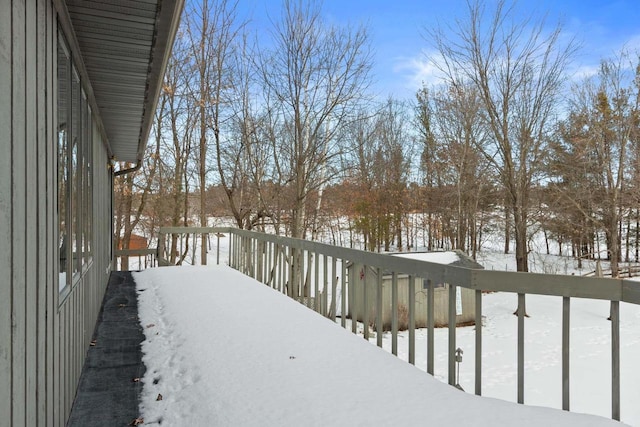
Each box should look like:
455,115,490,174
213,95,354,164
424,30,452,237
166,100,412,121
66,0,183,163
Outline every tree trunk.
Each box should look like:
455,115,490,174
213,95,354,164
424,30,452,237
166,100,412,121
504,203,510,254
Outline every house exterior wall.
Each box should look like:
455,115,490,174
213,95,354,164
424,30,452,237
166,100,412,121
0,1,113,425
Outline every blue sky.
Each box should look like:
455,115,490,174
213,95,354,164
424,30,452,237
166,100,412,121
239,0,640,100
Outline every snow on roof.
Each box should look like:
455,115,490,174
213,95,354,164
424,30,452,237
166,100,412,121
133,265,619,426
392,251,461,265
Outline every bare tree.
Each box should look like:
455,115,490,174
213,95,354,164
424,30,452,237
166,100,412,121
257,0,372,240
414,87,439,250
422,82,492,257
159,39,196,264
553,53,640,277
184,0,242,263
428,0,576,273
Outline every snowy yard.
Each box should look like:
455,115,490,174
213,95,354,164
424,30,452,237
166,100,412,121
369,293,640,424
133,265,631,426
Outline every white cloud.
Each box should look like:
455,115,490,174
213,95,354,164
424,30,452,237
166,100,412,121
392,49,448,91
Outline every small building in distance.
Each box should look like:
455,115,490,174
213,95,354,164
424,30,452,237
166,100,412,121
347,251,483,330
118,234,149,251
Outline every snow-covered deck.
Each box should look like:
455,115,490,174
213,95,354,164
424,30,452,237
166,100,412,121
133,265,622,426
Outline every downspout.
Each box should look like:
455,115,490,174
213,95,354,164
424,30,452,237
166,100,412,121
114,159,142,177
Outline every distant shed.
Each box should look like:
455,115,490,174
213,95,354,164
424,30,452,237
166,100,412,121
118,234,148,250
347,250,483,329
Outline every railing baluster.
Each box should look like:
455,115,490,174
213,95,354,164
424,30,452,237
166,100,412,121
376,267,383,348
230,234,235,268
409,275,415,365
391,271,398,356
243,235,247,272
341,260,346,328
305,250,312,307
562,296,570,410
268,241,273,284
257,240,263,282
475,289,482,395
245,236,249,274
266,242,271,284
253,238,258,279
263,241,268,283
314,252,320,312
323,254,329,316
517,293,525,404
350,263,357,334
448,284,456,385
237,234,241,270
427,278,434,375
611,300,620,421
285,246,295,297
236,235,241,271
278,245,284,293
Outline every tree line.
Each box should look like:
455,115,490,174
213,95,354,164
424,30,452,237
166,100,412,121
115,0,640,277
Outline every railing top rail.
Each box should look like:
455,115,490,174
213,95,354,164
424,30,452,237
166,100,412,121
115,248,157,256
157,226,640,305
159,226,232,234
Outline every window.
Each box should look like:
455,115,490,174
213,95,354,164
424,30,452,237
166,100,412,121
57,34,70,292
71,66,80,275
84,103,93,263
57,30,94,296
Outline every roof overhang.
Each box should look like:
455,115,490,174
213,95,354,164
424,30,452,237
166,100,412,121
65,0,184,163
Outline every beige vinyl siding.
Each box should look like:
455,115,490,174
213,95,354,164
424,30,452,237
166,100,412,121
0,1,113,425
0,0,12,422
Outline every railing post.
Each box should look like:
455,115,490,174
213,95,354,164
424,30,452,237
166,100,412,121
562,296,570,410
409,275,416,365
448,284,456,385
216,232,220,265
376,267,383,348
611,300,620,421
517,293,525,404
475,289,482,395
341,260,347,328
157,232,165,265
201,232,208,265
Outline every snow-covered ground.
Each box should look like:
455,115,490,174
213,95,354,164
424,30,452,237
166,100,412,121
134,266,624,426
365,293,640,424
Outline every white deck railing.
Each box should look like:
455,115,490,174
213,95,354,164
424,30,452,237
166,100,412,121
130,226,638,422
